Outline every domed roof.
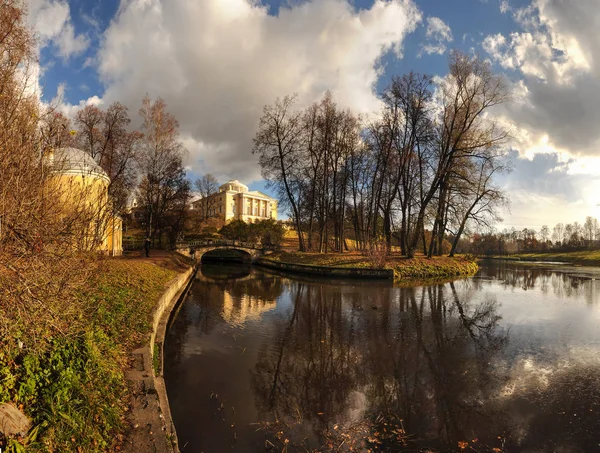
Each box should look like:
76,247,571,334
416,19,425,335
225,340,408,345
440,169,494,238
220,179,248,192
52,147,109,181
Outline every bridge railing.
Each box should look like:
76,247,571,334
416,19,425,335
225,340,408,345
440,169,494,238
175,239,275,251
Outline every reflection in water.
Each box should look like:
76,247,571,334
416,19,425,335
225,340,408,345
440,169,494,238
477,260,599,305
165,262,600,452
250,282,506,451
221,290,276,326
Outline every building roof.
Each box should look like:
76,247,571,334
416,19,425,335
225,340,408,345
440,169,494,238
53,147,109,182
246,190,276,201
220,179,249,193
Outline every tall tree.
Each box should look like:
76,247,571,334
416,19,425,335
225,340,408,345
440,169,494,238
137,96,190,247
253,95,307,251
419,51,509,258
75,103,141,212
194,173,220,223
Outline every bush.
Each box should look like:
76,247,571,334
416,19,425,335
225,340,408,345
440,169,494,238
219,219,284,248
253,219,285,248
366,242,389,269
219,220,252,241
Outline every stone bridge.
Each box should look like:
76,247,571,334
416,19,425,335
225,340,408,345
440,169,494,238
175,239,271,262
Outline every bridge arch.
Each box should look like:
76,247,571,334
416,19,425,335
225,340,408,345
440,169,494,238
175,239,269,262
197,247,255,262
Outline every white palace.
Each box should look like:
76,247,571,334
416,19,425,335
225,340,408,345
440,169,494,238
191,180,277,223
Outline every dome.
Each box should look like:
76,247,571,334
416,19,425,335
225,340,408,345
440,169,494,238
52,147,109,182
220,179,248,193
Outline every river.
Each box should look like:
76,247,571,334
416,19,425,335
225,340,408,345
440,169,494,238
164,261,600,452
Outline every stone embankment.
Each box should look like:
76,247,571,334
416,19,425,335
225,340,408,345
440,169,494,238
123,263,196,453
257,257,394,279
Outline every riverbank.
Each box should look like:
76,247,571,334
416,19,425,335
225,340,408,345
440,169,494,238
491,250,600,266
262,251,478,280
0,252,191,453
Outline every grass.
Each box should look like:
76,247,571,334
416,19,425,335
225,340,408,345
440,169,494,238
494,250,600,266
265,251,479,280
0,253,188,453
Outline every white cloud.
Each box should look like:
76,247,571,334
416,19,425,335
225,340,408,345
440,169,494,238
28,0,89,59
92,0,422,181
482,33,506,61
24,0,89,100
485,1,589,83
481,0,600,164
500,0,510,14
420,16,452,56
51,83,103,119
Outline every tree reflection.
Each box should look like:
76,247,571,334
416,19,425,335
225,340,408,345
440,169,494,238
251,280,508,451
478,260,599,303
165,264,600,452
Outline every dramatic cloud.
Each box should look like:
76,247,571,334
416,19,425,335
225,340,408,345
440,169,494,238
28,0,89,59
484,0,596,159
420,16,453,56
91,0,421,181
478,0,600,226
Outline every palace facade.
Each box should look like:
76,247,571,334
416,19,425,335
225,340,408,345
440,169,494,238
192,180,277,223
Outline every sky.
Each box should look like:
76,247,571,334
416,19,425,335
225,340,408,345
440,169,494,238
28,0,600,231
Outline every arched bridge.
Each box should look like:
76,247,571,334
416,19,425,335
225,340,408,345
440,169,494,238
175,239,272,261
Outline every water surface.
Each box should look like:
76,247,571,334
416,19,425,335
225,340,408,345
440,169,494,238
165,261,600,452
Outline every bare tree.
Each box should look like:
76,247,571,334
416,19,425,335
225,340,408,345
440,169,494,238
418,51,509,258
552,223,565,246
137,96,190,247
583,216,596,243
253,95,307,251
75,103,141,212
194,173,220,223
448,154,508,256
252,54,509,257
39,110,75,150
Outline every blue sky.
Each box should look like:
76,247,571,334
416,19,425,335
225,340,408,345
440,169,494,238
30,0,600,230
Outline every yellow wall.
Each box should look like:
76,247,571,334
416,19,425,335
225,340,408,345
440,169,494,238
51,172,123,256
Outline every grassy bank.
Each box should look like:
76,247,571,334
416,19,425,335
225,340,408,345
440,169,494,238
266,251,478,280
0,253,189,453
493,250,600,266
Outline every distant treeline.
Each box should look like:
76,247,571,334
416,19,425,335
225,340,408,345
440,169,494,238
465,216,600,255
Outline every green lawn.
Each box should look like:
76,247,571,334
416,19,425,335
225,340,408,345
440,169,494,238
497,250,600,266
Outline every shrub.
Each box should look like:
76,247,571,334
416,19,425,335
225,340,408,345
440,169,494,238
366,242,389,269
253,219,285,248
218,219,284,248
219,220,251,241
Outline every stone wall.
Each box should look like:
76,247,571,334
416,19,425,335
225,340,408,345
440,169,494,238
124,265,195,453
256,258,394,279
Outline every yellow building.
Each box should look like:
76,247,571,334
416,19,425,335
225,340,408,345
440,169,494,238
51,147,123,256
192,179,277,223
